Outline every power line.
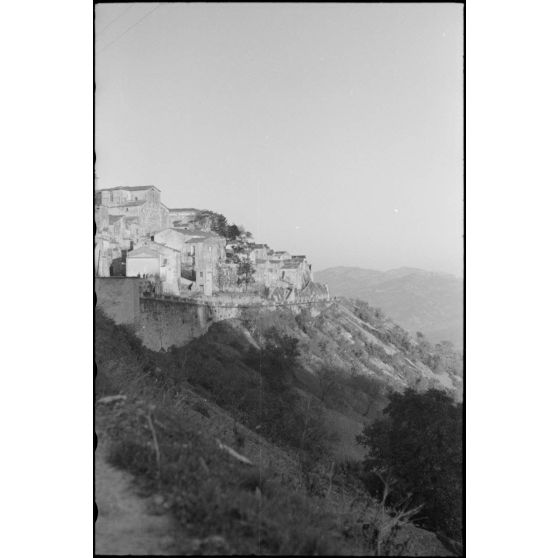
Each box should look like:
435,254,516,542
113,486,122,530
96,5,133,39
97,4,161,54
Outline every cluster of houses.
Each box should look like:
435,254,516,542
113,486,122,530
94,184,314,298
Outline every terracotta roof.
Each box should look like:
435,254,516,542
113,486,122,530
108,215,123,224
168,208,199,213
97,185,161,192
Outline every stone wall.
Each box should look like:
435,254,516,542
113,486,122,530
136,297,214,350
96,276,331,352
140,202,169,234
95,205,109,231
95,277,143,324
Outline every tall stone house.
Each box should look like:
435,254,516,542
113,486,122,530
95,185,170,237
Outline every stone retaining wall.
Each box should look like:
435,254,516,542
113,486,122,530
96,276,331,351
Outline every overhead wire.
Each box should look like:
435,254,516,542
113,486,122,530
97,4,162,54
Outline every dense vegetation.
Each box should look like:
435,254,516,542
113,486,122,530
195,209,252,241
357,389,463,543
169,323,334,459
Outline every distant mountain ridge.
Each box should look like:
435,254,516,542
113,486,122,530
314,266,463,348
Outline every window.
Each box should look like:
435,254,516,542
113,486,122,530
200,271,203,278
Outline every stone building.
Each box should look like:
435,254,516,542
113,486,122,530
152,228,226,291
182,232,226,295
106,215,141,251
95,204,109,232
152,228,188,253
291,255,313,281
95,184,160,206
94,233,120,277
95,185,169,235
126,243,181,295
125,246,160,277
279,259,312,290
247,243,269,263
271,250,291,262
254,258,282,288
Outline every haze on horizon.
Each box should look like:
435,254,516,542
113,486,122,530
95,3,463,277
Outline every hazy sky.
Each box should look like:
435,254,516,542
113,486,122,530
95,3,463,276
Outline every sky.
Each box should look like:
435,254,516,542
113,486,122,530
95,3,463,276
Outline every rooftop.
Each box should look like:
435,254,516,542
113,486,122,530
155,227,188,236
127,247,160,259
150,242,180,253
97,185,160,192
184,232,222,244
173,228,218,237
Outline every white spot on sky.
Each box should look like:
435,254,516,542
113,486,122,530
393,208,399,213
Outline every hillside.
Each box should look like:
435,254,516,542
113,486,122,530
95,294,462,555
314,267,463,348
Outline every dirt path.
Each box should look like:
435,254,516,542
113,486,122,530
95,439,176,555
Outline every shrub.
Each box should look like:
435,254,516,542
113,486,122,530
357,388,463,541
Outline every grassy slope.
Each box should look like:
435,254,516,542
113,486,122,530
95,308,452,556
96,313,342,555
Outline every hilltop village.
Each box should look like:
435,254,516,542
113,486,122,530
94,184,329,302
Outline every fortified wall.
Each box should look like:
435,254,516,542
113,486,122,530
96,277,330,351
95,277,142,325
